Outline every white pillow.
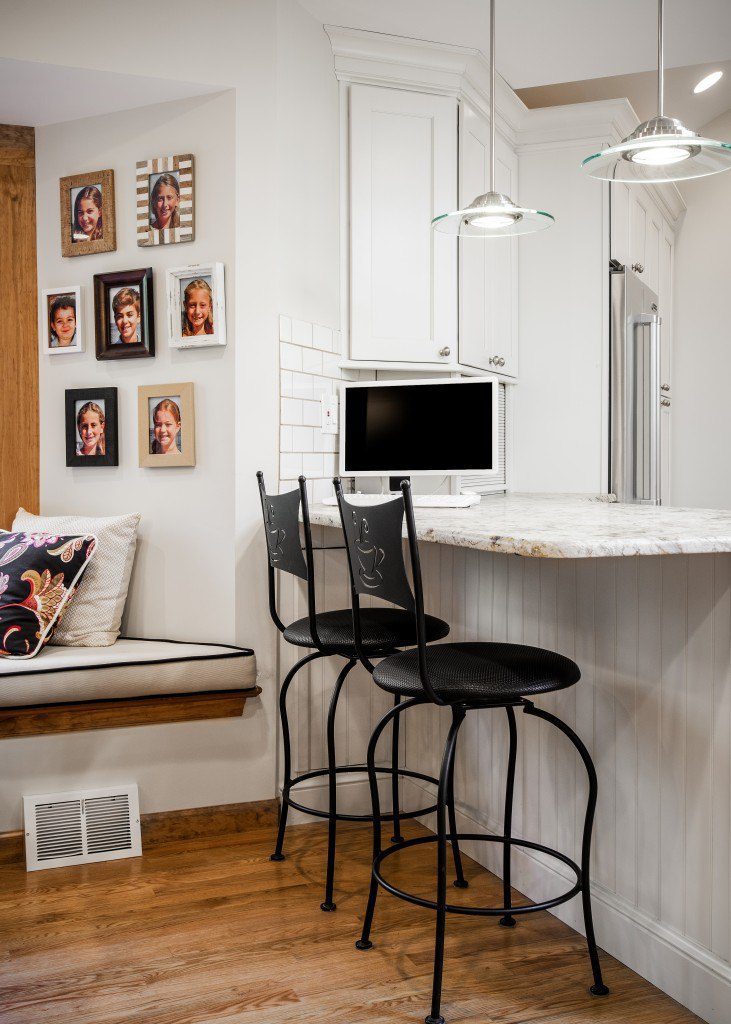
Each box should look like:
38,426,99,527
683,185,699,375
11,509,140,647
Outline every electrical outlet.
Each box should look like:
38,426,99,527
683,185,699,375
321,393,339,435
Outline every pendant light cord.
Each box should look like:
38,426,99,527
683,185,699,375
657,0,664,117
490,0,496,192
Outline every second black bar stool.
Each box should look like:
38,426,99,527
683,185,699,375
334,478,609,1024
257,472,451,910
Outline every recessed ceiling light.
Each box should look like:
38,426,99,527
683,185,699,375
694,70,723,94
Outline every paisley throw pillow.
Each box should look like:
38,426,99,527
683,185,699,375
0,532,97,659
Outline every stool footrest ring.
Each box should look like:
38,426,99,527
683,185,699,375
373,832,582,916
282,766,438,823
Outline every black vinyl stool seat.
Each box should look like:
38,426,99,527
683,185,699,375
373,641,579,703
257,472,447,913
333,478,609,1024
284,607,449,655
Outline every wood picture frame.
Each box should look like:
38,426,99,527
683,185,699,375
137,382,195,468
43,286,84,354
94,268,155,360
59,169,116,258
65,387,119,467
136,154,195,247
166,262,226,349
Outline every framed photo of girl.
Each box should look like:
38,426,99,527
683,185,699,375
94,267,155,360
65,387,119,467
136,154,194,247
42,286,84,355
59,169,116,257
166,263,226,349
137,383,195,468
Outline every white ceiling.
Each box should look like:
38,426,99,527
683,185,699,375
0,58,220,128
300,0,731,90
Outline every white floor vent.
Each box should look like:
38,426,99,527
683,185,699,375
23,784,141,872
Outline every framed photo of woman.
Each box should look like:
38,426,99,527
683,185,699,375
43,286,84,354
166,263,226,349
65,387,119,467
93,268,155,360
136,154,195,247
137,382,195,468
59,169,116,257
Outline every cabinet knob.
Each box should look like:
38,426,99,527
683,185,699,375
488,355,505,367
439,346,451,358
661,398,671,407
632,262,644,273
661,383,670,391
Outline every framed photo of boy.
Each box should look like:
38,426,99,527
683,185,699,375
94,268,155,360
65,387,119,467
136,154,194,247
59,169,116,258
42,286,84,355
137,382,195,468
166,263,226,349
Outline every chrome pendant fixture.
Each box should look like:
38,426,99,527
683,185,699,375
582,0,731,183
432,0,554,237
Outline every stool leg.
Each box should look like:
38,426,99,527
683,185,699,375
321,658,357,912
391,693,404,844
271,651,324,862
357,696,425,950
524,702,609,996
447,708,468,889
427,706,466,1024
499,705,518,927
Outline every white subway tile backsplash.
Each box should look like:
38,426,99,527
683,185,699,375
312,376,330,397
292,319,313,347
334,330,343,355
302,400,320,427
292,425,314,452
322,353,342,380
313,325,333,351
313,478,333,503
280,370,293,397
322,453,338,477
281,397,303,425
280,342,302,371
302,453,324,477
279,315,292,342
280,425,293,452
302,347,323,375
280,453,302,479
292,372,314,400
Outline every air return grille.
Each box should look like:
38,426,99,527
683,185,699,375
23,785,141,871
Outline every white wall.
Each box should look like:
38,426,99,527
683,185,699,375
672,109,731,509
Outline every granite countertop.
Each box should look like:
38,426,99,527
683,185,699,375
308,492,731,558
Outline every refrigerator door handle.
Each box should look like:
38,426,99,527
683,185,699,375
630,313,662,505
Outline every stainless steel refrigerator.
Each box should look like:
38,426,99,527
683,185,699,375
609,264,663,504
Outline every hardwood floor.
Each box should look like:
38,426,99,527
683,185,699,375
0,819,703,1024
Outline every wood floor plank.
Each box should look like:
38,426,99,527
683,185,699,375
0,821,703,1024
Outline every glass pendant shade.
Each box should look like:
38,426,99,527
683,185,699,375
432,191,555,237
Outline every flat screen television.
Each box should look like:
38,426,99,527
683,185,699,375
339,377,498,478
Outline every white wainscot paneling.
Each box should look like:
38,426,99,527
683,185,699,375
278,538,731,1024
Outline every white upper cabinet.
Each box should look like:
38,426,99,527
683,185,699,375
659,221,674,392
349,84,458,364
458,101,518,376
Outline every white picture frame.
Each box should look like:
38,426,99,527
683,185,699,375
166,262,226,350
42,285,84,355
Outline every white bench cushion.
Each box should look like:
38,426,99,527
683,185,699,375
0,639,256,707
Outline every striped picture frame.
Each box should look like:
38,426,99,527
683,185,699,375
136,153,194,247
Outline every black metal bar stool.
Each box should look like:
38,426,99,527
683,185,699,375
334,479,609,1024
257,472,453,911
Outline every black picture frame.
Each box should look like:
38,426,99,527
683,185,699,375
93,267,155,360
65,387,119,467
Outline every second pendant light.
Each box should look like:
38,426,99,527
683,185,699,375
432,0,554,238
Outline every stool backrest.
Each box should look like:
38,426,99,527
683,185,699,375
257,471,320,645
334,479,444,704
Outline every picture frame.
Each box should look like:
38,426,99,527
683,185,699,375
94,268,155,360
65,387,119,467
59,169,116,258
166,263,226,349
137,382,195,468
42,286,84,355
136,154,194,247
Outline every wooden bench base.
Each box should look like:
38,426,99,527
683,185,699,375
0,687,262,738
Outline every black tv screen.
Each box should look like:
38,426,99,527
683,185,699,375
343,380,495,474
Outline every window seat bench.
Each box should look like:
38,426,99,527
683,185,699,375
0,638,259,737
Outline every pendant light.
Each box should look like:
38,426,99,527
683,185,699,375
432,0,554,237
582,0,731,183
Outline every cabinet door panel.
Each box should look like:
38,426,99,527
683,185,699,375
660,402,671,504
349,85,457,363
659,221,674,392
630,192,648,273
